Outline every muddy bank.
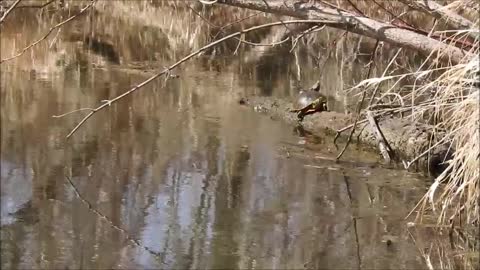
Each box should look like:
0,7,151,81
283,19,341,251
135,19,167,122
241,96,449,173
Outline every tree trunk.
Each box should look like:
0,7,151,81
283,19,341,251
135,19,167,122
217,0,471,64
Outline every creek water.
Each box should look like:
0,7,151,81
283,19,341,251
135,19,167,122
0,6,457,270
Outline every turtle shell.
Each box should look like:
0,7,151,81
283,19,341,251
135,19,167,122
291,89,328,121
294,90,323,110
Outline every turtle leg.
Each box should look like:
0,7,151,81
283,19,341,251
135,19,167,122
298,109,315,120
304,109,320,117
297,111,305,121
297,114,305,122
293,123,307,136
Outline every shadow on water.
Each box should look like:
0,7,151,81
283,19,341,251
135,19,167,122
1,4,475,270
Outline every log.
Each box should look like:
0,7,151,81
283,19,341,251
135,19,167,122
217,0,471,64
240,95,449,173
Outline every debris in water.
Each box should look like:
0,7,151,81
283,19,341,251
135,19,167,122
238,97,248,105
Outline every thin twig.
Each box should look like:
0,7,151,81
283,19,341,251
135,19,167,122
345,0,365,17
403,129,456,170
334,118,369,140
366,110,394,162
222,11,261,29
261,0,292,32
0,0,96,63
316,30,348,69
289,25,324,53
372,0,415,29
335,40,380,160
335,46,403,156
15,0,55,9
0,0,22,24
64,176,167,264
198,0,218,4
49,27,62,49
240,36,291,47
367,48,402,107
63,19,336,139
188,4,291,47
52,108,94,118
334,106,414,145
233,33,243,55
335,91,368,160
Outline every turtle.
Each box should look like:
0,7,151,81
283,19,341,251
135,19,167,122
290,81,328,121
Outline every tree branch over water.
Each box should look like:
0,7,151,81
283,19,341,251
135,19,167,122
215,0,471,64
58,19,336,139
398,0,476,35
0,0,22,24
0,0,96,63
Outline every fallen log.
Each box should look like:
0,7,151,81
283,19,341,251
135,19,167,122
240,95,450,173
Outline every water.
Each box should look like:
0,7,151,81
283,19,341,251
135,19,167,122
1,60,432,269
0,5,461,270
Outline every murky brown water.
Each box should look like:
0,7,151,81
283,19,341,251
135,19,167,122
1,4,469,270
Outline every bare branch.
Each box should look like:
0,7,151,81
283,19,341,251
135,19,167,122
64,176,167,264
63,19,336,139
0,0,22,24
216,0,472,64
188,5,291,48
52,108,94,118
0,0,96,63
366,111,394,163
15,0,55,9
345,0,366,17
403,132,455,170
198,0,218,4
289,24,324,52
367,48,403,107
336,40,380,160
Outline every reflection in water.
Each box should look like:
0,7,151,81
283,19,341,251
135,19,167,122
0,5,467,270
1,161,33,226
2,63,433,269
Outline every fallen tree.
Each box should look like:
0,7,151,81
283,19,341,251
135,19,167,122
216,0,472,63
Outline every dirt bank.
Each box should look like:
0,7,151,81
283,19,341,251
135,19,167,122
241,95,449,173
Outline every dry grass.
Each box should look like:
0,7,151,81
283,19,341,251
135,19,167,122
333,0,480,230
408,225,479,270
417,49,479,226
348,27,479,228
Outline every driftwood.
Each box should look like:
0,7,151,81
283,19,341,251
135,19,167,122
217,0,470,64
366,111,394,163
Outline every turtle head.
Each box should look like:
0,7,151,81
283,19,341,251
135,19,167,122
318,96,329,112
311,81,321,92
321,101,329,112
